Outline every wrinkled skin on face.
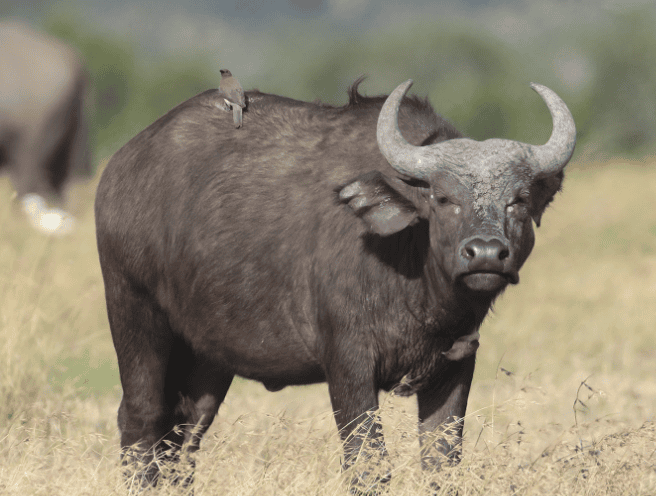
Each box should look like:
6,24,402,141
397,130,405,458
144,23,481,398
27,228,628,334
340,155,562,296
429,166,534,293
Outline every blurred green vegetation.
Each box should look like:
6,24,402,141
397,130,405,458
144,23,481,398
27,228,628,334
39,5,656,164
43,15,218,161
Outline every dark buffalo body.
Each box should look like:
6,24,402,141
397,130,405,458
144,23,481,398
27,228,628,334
95,77,575,488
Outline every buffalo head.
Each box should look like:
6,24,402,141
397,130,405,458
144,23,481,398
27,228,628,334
340,80,576,295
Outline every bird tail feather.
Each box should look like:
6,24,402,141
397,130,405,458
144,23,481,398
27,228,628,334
233,106,243,128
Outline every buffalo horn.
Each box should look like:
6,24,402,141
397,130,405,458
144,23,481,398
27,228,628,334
376,79,435,180
524,83,576,177
376,80,576,179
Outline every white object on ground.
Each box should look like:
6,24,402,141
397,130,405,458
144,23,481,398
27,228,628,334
20,193,75,236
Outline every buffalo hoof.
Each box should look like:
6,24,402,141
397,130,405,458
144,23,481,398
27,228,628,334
20,193,75,236
428,481,459,496
348,470,391,496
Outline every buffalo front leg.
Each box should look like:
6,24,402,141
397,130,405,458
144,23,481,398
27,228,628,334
416,354,476,471
327,368,390,494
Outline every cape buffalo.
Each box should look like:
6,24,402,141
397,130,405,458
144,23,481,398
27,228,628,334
0,21,91,235
95,76,575,491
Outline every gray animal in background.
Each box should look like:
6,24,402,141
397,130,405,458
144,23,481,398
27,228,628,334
0,21,91,235
95,77,575,492
218,69,245,128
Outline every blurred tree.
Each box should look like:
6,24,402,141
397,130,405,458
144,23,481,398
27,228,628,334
263,8,656,158
263,21,539,142
40,14,216,160
141,55,217,120
288,0,325,14
27,3,656,162
0,0,47,17
42,16,138,160
578,7,656,155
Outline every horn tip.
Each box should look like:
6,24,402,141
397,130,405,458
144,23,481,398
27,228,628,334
400,79,414,92
389,79,415,99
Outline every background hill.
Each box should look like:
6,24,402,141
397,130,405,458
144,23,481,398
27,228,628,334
3,0,656,161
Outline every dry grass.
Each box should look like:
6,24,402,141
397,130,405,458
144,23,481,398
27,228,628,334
1,159,655,495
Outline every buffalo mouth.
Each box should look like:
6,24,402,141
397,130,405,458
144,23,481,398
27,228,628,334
460,271,519,293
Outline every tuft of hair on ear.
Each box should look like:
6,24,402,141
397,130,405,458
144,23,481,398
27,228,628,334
347,75,368,105
531,170,564,227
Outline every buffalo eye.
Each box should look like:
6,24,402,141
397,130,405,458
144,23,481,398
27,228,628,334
430,192,458,211
507,195,529,214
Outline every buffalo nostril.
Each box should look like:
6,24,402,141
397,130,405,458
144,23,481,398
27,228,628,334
461,238,510,265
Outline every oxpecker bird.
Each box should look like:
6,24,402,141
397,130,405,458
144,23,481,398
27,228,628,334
219,69,245,128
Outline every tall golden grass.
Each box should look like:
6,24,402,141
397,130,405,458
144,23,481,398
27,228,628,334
1,159,655,495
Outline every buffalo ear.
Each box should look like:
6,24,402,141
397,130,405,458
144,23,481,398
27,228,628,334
530,170,564,227
338,171,420,236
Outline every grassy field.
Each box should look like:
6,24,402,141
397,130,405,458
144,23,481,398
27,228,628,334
1,158,655,495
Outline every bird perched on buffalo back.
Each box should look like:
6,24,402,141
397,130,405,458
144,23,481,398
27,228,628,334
219,69,246,128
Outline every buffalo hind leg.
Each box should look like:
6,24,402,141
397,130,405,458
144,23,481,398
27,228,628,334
103,271,176,489
165,345,234,487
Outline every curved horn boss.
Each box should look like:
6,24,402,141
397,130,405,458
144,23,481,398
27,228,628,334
377,79,576,179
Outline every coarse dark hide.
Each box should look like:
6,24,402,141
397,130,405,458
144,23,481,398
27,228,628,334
95,75,575,491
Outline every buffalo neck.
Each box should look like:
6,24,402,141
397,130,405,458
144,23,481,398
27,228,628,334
361,220,496,338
